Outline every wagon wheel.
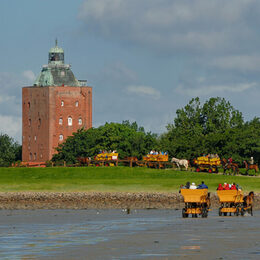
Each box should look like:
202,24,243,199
249,206,253,216
202,207,208,218
218,208,222,216
235,207,239,216
182,208,187,218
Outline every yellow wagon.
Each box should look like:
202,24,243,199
181,189,210,218
217,190,245,216
193,156,221,173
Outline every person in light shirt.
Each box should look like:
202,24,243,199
190,182,197,189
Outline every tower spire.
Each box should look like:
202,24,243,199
55,38,58,47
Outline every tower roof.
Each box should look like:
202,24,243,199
34,41,81,87
49,39,64,54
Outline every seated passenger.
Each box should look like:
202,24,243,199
197,181,208,189
217,183,224,190
184,181,190,189
224,183,230,190
190,182,197,189
230,183,237,190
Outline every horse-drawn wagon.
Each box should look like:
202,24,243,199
194,156,221,173
140,154,168,168
94,152,119,166
181,189,210,218
217,190,250,216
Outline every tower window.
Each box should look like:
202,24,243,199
34,153,37,160
59,134,63,141
29,136,31,142
61,100,64,107
78,118,82,125
68,117,72,126
38,118,41,127
34,136,37,141
59,118,63,125
29,153,32,160
28,102,30,108
75,101,79,107
29,119,31,126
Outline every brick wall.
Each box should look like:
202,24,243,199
22,85,92,162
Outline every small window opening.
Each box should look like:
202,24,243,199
78,118,82,125
61,100,64,107
59,118,63,125
68,117,72,126
59,134,63,141
75,101,79,107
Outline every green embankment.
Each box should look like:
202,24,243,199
0,167,259,192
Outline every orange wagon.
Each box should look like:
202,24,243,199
217,190,245,216
181,189,210,218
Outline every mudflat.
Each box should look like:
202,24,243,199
0,191,259,210
0,209,259,259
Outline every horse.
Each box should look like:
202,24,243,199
222,158,239,175
243,160,259,174
171,157,189,171
243,191,254,215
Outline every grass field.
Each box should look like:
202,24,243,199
0,167,259,192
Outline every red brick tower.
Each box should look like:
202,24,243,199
22,41,92,162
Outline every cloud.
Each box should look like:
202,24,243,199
177,80,256,96
0,71,35,141
78,0,260,54
211,55,260,72
126,85,161,99
0,115,22,142
22,70,36,82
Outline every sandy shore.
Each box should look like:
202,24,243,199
0,191,259,210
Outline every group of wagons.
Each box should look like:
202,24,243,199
180,188,253,218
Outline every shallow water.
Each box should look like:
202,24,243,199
0,209,259,259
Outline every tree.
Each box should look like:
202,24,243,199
160,97,245,160
52,122,158,163
0,134,22,167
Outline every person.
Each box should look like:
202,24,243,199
197,181,208,189
228,157,233,164
230,183,237,190
224,183,230,190
190,182,197,189
184,182,190,189
250,156,254,165
217,183,224,190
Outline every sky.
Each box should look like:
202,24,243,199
1,0,260,142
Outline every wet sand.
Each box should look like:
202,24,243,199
0,209,259,259
0,191,259,209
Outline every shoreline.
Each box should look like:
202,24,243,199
0,191,259,210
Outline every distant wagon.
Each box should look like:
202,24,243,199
193,156,221,173
140,153,168,169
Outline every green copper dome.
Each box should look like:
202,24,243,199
34,41,81,87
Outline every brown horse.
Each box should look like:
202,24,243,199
243,160,259,174
222,158,239,175
243,191,254,215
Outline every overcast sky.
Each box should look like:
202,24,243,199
1,0,260,142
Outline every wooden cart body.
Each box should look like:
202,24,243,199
181,189,210,218
217,190,248,216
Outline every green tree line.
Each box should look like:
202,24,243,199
1,97,260,166
53,97,260,165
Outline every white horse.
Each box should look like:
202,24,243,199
171,157,189,171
